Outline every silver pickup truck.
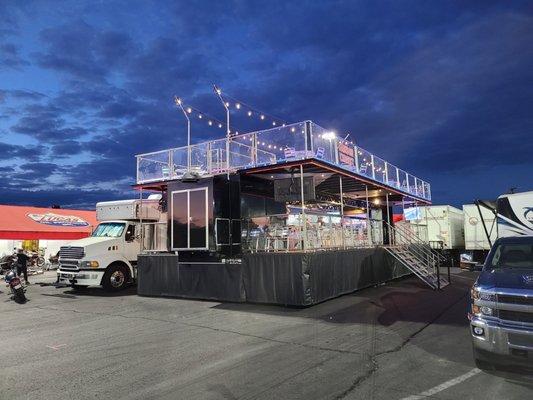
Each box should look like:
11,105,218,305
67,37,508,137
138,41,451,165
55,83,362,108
469,236,533,370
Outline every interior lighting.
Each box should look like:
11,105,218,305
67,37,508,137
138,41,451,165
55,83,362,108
247,110,252,116
322,131,336,140
236,103,241,109
208,120,212,126
373,199,381,205
198,114,203,119
218,123,223,128
260,115,265,120
272,121,276,126
225,102,230,107
291,127,296,132
186,107,192,113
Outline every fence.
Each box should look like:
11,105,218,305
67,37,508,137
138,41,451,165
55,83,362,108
136,121,431,201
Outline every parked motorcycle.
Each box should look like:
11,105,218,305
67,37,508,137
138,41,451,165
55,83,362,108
0,253,16,275
29,252,46,268
4,268,27,303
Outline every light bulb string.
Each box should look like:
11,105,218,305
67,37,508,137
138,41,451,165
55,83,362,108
174,97,241,134
219,91,289,127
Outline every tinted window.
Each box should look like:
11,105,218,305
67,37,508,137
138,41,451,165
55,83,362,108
490,242,533,269
189,189,207,248
172,191,188,249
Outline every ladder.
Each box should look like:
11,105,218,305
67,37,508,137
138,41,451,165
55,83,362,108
384,222,449,290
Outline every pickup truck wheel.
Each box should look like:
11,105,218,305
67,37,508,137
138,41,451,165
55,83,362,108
102,264,129,291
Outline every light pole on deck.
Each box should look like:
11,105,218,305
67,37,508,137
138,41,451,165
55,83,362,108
174,96,191,171
213,84,230,178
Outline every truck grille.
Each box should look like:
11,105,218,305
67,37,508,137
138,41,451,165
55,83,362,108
59,246,84,260
498,294,533,306
498,310,533,324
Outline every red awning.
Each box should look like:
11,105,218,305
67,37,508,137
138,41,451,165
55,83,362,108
0,205,98,240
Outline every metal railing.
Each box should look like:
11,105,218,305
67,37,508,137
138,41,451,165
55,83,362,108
243,217,384,253
385,221,449,289
135,121,431,201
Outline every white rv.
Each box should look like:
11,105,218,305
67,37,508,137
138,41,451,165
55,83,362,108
57,195,166,291
496,190,533,237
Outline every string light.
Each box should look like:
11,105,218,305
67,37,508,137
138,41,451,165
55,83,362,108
175,97,235,133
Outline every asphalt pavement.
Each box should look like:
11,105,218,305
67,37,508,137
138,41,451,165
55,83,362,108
1,270,532,399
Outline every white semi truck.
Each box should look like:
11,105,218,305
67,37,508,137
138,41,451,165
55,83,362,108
57,195,166,291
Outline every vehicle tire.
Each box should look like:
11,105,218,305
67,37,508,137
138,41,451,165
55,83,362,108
102,263,130,292
14,287,27,304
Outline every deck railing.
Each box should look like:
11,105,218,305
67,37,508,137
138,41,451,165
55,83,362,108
135,121,431,201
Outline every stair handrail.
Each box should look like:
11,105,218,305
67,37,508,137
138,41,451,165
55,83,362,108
386,222,440,273
393,222,447,263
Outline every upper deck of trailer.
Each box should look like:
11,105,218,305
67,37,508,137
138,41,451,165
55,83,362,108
135,121,431,202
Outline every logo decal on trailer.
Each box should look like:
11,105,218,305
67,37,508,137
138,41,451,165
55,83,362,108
27,213,89,227
523,207,533,223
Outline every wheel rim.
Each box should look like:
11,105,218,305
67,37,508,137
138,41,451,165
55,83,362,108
110,270,125,288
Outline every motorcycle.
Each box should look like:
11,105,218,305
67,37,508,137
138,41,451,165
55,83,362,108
4,267,27,303
29,252,46,269
0,253,16,275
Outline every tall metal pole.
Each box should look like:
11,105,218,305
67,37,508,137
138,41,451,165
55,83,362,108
300,164,306,251
174,97,191,171
365,185,371,246
386,192,390,245
339,175,345,249
213,84,230,178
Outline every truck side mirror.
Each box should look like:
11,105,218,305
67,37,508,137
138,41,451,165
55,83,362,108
125,227,135,242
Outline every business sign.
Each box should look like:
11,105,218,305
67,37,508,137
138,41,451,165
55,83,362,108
274,177,315,202
27,213,90,227
404,207,421,221
337,142,355,167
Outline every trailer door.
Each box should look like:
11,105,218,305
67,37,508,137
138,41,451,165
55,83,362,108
171,187,209,250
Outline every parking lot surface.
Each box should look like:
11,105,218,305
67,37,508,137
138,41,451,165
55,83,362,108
1,270,532,399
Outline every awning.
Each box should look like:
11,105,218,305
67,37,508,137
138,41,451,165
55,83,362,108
0,205,98,240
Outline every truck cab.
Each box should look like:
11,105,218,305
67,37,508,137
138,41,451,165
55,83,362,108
470,236,533,370
57,196,164,291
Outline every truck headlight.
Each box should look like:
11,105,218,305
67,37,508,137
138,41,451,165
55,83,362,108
81,261,99,268
470,287,496,301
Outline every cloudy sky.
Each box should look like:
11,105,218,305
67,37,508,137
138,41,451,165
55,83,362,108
1,0,532,209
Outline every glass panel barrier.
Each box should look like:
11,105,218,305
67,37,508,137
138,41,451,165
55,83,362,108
310,122,337,164
255,122,307,162
135,121,431,201
372,156,387,184
387,164,400,189
398,169,408,193
355,147,373,179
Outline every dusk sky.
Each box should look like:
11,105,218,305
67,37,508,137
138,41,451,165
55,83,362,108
1,1,532,209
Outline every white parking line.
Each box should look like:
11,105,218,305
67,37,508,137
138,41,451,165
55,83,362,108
400,368,482,400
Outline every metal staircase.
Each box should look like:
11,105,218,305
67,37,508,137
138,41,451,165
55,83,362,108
384,222,449,290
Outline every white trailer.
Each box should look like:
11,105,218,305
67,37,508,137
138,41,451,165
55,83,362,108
463,204,497,251
405,205,465,250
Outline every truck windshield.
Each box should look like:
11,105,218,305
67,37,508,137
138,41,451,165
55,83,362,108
92,222,126,238
489,242,533,269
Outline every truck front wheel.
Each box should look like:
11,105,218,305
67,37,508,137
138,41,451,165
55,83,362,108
102,263,130,291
